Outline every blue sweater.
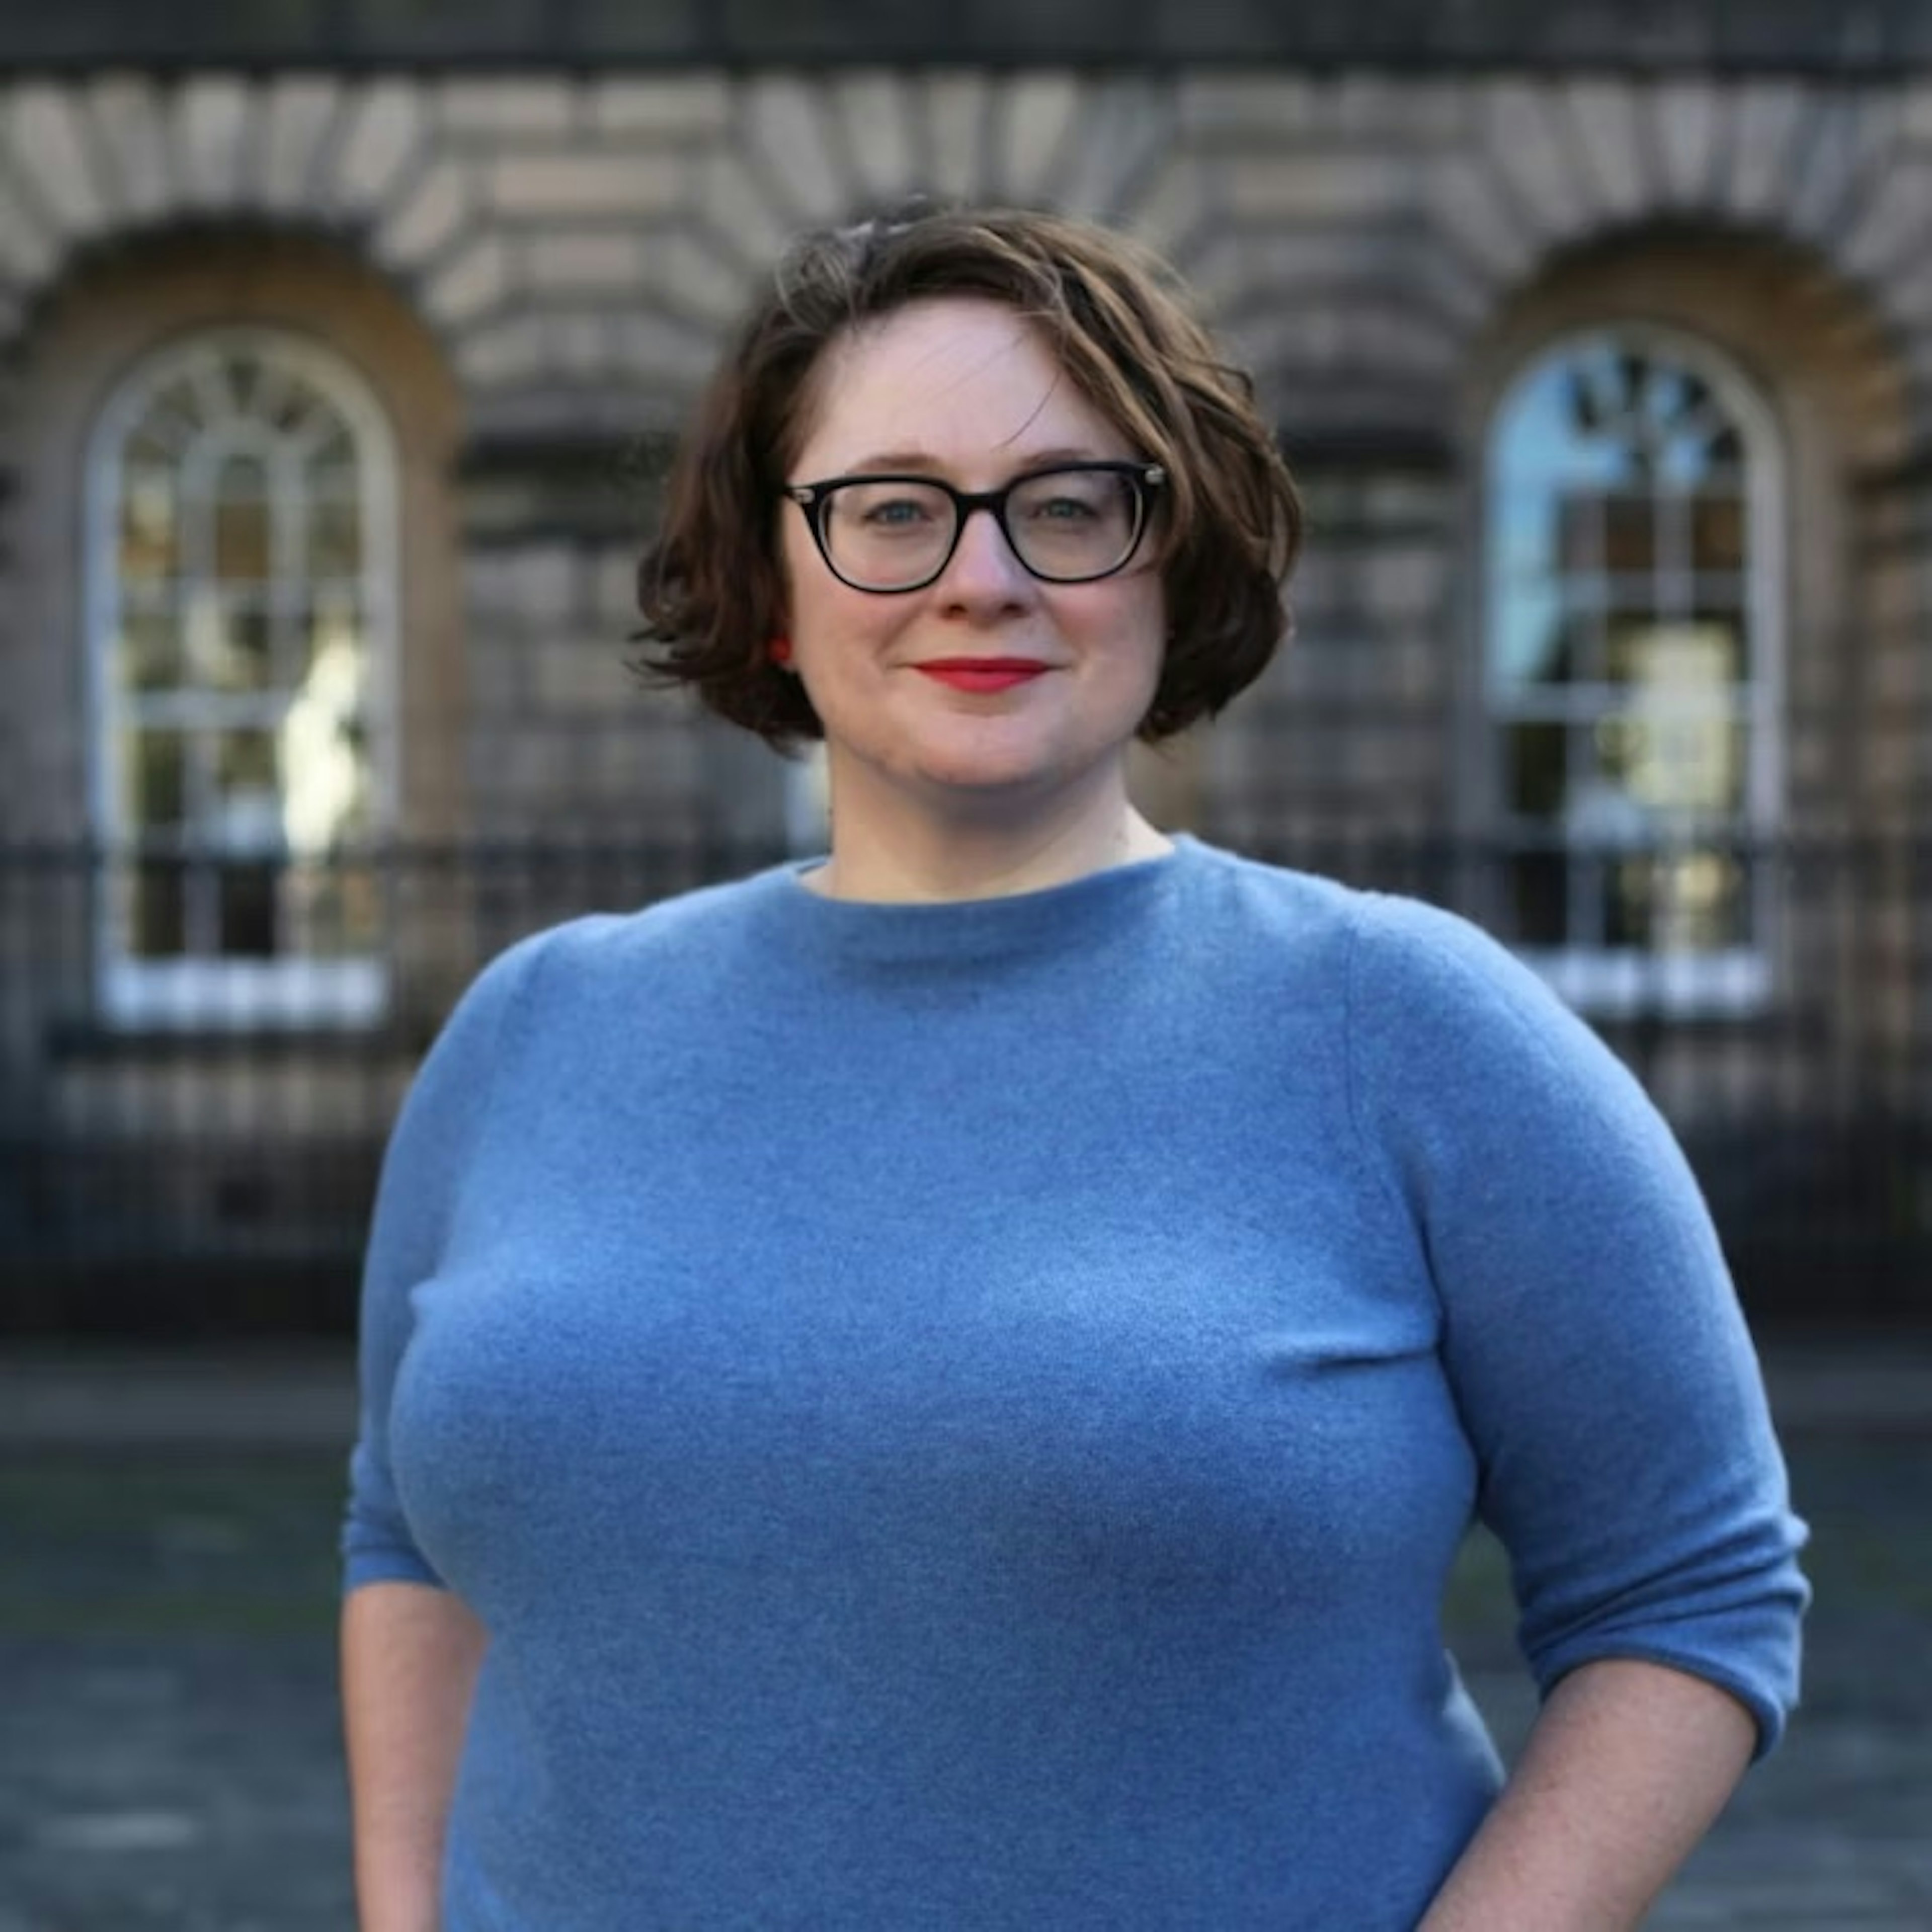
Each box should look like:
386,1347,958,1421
343,836,1808,1929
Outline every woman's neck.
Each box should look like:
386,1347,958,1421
801,780,1172,906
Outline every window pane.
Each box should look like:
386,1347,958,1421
308,458,360,499
206,598,274,692
284,605,373,852
216,728,278,790
151,379,205,435
266,373,318,435
213,455,271,582
1494,591,1591,689
1687,583,1748,629
1692,496,1745,572
1669,433,1722,492
212,731,284,850
1604,619,1742,692
288,859,383,957
120,469,179,578
1604,856,1653,948
1508,850,1569,945
1705,424,1743,478
125,424,179,464
1601,494,1654,575
283,719,373,852
296,592,365,685
1555,493,1597,570
1595,711,1746,817
1498,364,1627,489
217,861,279,957
311,424,354,470
130,857,188,957
124,729,188,832
1693,604,1748,687
120,612,186,692
305,495,362,576
1604,852,1748,952
1491,488,1560,581
1504,722,1569,820
1671,850,1751,947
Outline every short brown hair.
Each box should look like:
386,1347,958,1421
633,204,1302,750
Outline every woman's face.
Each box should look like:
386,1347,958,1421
778,296,1166,827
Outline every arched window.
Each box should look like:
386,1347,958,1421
1484,329,1782,1013
86,330,398,1025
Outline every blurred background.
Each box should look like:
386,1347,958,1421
0,2,1927,1926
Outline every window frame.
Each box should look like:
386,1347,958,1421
83,327,401,1030
1481,323,1786,1019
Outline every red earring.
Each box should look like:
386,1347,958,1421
768,636,793,666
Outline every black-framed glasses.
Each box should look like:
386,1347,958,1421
784,461,1166,594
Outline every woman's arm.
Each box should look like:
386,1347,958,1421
339,942,546,1927
341,1581,490,1932
1418,1658,1757,1931
1343,901,1807,1922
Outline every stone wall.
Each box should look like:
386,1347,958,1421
4,70,1931,443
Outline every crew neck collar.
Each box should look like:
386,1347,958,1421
746,833,1205,970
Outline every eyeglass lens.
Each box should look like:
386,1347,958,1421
818,468,1144,589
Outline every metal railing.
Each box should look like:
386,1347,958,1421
3,832,1926,1333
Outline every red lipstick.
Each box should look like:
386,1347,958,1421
913,659,1050,693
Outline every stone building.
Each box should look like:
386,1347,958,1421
0,2,1926,1326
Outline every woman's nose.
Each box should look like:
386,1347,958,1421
938,505,1034,604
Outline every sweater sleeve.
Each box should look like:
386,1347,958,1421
1345,892,1809,1758
340,932,547,1594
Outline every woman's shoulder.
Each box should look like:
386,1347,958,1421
1334,882,1655,1140
1183,843,1517,992
432,868,788,1042
1182,843,1599,1067
499,865,789,976
1341,884,1592,1050
1177,838,1360,957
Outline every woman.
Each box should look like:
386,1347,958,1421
342,205,1808,1930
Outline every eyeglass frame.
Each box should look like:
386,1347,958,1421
781,459,1168,594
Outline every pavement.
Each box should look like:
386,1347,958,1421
0,1336,1927,1930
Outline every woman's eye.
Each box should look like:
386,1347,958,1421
859,497,935,527
1025,495,1100,523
